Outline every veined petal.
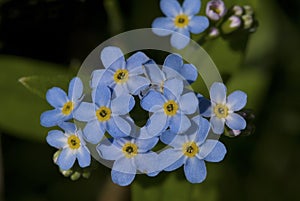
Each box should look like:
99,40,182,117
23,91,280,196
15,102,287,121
94,85,112,107
77,146,91,168
111,116,132,136
111,170,135,186
126,52,150,71
73,102,96,122
195,117,210,145
111,94,135,115
160,0,181,17
46,87,68,108
163,53,183,71
210,116,225,134
46,130,67,149
170,113,191,134
183,0,201,16
164,78,184,99
135,137,159,152
189,16,209,34
158,148,183,171
40,109,66,127
184,158,207,183
203,140,226,162
58,122,76,134
68,77,83,101
197,94,212,117
146,111,168,136
180,64,198,83
90,69,105,88
135,152,160,174
127,76,150,95
160,129,176,145
113,157,136,174
210,82,227,104
97,138,122,160
57,148,76,170
227,90,247,111
141,90,165,112
144,60,165,84
170,29,190,49
226,113,246,130
83,120,105,144
100,46,125,69
152,18,175,36
179,92,198,114
164,155,185,171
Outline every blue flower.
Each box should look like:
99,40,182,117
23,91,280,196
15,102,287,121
97,136,159,186
46,122,91,170
92,46,151,96
159,116,226,183
152,0,209,49
141,78,198,136
208,82,247,134
74,85,135,144
40,77,84,127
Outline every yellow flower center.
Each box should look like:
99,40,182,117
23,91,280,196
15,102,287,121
96,106,111,122
113,69,129,84
182,142,199,157
213,104,229,118
67,135,81,150
174,14,189,28
122,142,138,158
62,101,74,115
163,100,178,116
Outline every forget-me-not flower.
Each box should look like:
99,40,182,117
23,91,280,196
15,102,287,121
74,85,135,144
159,116,226,183
141,78,198,136
152,0,209,49
97,136,159,186
92,46,150,96
208,82,247,134
46,122,91,170
40,77,83,127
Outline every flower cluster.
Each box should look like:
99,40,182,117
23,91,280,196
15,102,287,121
41,46,249,186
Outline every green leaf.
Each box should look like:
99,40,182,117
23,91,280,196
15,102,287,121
0,55,70,141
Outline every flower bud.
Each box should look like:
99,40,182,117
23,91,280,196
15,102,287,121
206,0,227,21
232,5,243,16
70,171,81,181
208,27,220,39
221,15,241,34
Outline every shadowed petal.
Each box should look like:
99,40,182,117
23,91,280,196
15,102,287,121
163,54,183,71
141,91,165,112
40,109,66,127
126,52,150,71
170,113,191,134
111,170,135,186
127,76,150,95
203,140,226,162
90,69,105,88
158,148,183,171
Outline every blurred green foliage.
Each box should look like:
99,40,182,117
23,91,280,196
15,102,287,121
0,0,299,201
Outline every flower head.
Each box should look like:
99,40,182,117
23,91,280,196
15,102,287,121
208,82,247,134
152,0,209,49
206,0,226,21
159,116,226,183
40,77,83,127
97,136,159,186
46,122,91,170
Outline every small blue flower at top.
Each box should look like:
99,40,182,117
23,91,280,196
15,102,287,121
46,122,91,170
40,77,84,127
97,136,159,186
141,78,198,136
74,85,136,144
159,116,226,183
208,82,247,134
152,0,209,49
92,46,151,96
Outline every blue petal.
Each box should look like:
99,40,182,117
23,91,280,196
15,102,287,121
94,85,112,107
111,116,132,136
77,146,91,168
100,46,125,69
83,120,105,144
97,138,122,160
225,113,246,130
46,87,68,108
111,170,135,186
227,90,247,111
184,158,207,183
127,76,150,95
195,117,210,145
135,152,160,174
126,51,150,71
40,109,66,127
164,78,183,99
167,131,188,148
90,69,105,89
160,129,176,145
146,111,168,136
46,130,66,149
197,94,212,117
170,113,191,134
152,17,175,36
183,0,201,16
210,82,227,104
203,140,226,162
179,92,198,114
113,156,136,174
111,94,135,115
57,148,76,170
170,29,190,49
163,54,183,71
189,16,209,34
158,148,183,171
73,102,96,122
141,91,165,112
96,69,115,88
210,116,225,134
68,77,83,101
180,64,198,83
58,122,76,133
164,155,185,171
144,60,165,84
135,137,159,152
160,0,181,17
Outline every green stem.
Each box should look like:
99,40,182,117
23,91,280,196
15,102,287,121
103,0,124,35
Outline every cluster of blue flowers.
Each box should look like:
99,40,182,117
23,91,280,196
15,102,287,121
41,46,248,186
